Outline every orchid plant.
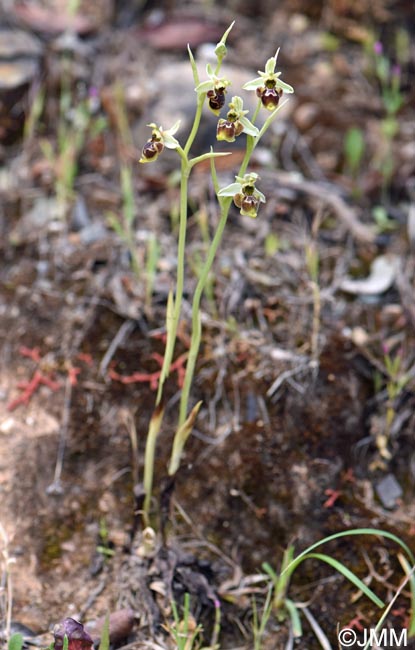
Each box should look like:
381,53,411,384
138,22,294,524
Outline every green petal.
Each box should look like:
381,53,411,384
218,182,243,197
239,116,259,137
163,134,179,149
255,189,266,203
165,119,181,136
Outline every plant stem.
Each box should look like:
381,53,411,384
178,197,232,425
184,95,205,157
156,157,189,405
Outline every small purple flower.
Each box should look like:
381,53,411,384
391,64,401,78
373,41,383,56
54,618,93,650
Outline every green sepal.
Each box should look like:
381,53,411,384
239,115,259,137
218,182,242,197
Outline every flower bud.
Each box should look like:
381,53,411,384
214,42,227,59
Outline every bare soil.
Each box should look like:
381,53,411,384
0,0,415,648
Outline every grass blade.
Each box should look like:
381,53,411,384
168,401,202,475
303,553,384,608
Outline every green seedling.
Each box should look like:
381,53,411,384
370,39,404,192
372,205,397,232
7,634,23,650
374,346,411,459
344,126,365,189
168,594,203,650
107,164,141,278
252,585,273,650
39,85,103,218
139,23,294,523
96,517,115,559
24,86,45,144
98,614,110,650
261,528,415,645
264,232,281,257
305,241,321,365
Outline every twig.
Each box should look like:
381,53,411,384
262,170,376,243
46,375,73,495
99,319,136,377
0,522,14,641
266,361,315,398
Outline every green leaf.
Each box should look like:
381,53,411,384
187,45,199,86
344,127,365,174
217,21,235,48
285,599,302,638
8,634,23,650
303,552,384,608
168,400,202,475
262,561,279,583
281,528,415,580
98,613,110,650
398,555,415,636
143,403,165,522
106,211,125,238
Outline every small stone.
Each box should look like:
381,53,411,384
375,474,403,510
294,102,319,130
0,30,42,58
79,222,108,245
0,417,15,434
71,195,91,231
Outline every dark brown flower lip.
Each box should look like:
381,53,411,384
256,86,283,110
141,139,164,160
207,88,226,113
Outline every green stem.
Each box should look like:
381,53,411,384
178,197,232,425
156,157,189,405
184,94,205,157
